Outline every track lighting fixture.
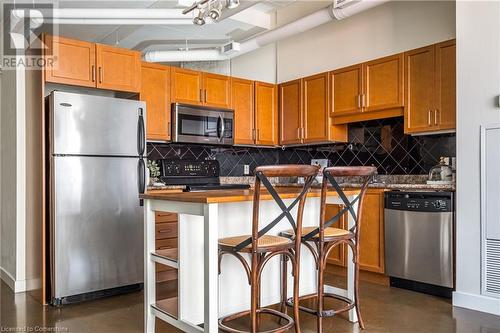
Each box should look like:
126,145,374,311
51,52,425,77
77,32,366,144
183,0,239,25
193,8,206,25
226,0,240,9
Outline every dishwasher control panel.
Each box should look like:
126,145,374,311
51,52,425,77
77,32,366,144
385,191,453,212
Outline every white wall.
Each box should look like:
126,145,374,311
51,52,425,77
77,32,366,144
453,0,500,315
231,0,456,83
0,63,27,292
231,43,277,83
1,68,18,285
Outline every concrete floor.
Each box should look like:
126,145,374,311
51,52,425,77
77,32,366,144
2,275,500,333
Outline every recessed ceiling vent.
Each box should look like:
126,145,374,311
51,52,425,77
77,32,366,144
220,41,241,55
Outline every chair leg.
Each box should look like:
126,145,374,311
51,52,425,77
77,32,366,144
293,258,301,333
317,252,325,333
250,254,258,333
280,254,288,318
353,248,365,330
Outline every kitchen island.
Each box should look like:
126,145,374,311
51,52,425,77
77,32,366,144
140,188,361,333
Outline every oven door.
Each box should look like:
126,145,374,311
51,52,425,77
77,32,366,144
172,104,233,145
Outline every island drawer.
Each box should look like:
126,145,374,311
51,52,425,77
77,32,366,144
156,238,177,250
155,211,178,223
156,222,178,239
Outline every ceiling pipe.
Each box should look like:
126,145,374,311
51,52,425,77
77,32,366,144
45,19,193,25
13,8,187,19
11,8,193,25
143,0,390,63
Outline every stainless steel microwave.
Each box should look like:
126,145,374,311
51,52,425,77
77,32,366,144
172,103,234,145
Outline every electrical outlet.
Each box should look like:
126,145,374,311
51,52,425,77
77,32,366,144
311,159,329,170
244,165,250,175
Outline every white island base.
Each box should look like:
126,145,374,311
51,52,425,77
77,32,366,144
142,189,359,333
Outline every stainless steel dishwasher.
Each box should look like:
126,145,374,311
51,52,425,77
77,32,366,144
384,191,454,298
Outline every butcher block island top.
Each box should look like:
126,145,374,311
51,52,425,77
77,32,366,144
140,187,360,203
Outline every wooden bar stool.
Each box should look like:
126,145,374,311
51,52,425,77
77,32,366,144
218,164,320,333
281,166,377,332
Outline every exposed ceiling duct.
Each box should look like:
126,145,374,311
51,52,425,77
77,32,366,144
143,0,390,63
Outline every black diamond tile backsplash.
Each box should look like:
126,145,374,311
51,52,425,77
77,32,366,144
147,117,455,177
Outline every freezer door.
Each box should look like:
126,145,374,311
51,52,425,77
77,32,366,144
51,91,146,156
51,155,144,299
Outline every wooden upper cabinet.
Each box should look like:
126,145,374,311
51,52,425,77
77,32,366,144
96,44,141,92
171,67,203,105
404,45,436,134
44,35,96,87
303,73,329,143
255,82,278,146
232,78,255,145
140,63,171,142
203,73,231,108
363,54,404,112
435,40,456,131
358,190,385,274
279,79,302,145
330,64,363,116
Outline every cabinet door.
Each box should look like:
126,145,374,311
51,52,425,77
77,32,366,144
435,40,456,131
279,79,302,145
255,82,278,146
326,204,347,267
44,35,96,87
96,44,141,92
203,73,231,108
232,78,255,145
404,45,436,134
303,73,329,143
363,54,404,112
171,67,203,105
140,63,171,141
330,64,363,116
359,190,385,273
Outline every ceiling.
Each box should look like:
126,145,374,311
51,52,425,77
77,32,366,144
44,0,300,54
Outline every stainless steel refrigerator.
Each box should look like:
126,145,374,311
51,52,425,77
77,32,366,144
48,91,146,305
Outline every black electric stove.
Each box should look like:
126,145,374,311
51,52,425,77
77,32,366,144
159,160,250,192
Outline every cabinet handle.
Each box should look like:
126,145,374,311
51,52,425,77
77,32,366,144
435,109,440,126
301,128,305,140
98,67,102,83
199,89,203,102
297,128,301,140
362,94,367,108
357,95,362,109
428,110,432,126
91,65,95,82
204,90,207,103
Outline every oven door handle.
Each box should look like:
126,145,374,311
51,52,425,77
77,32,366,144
218,114,225,142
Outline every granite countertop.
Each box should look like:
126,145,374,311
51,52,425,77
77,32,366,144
148,175,455,192
141,187,359,203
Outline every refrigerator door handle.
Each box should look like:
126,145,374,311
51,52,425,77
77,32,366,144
138,158,146,206
138,108,145,156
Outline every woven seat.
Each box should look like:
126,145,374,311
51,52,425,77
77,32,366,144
281,227,352,240
219,235,293,253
